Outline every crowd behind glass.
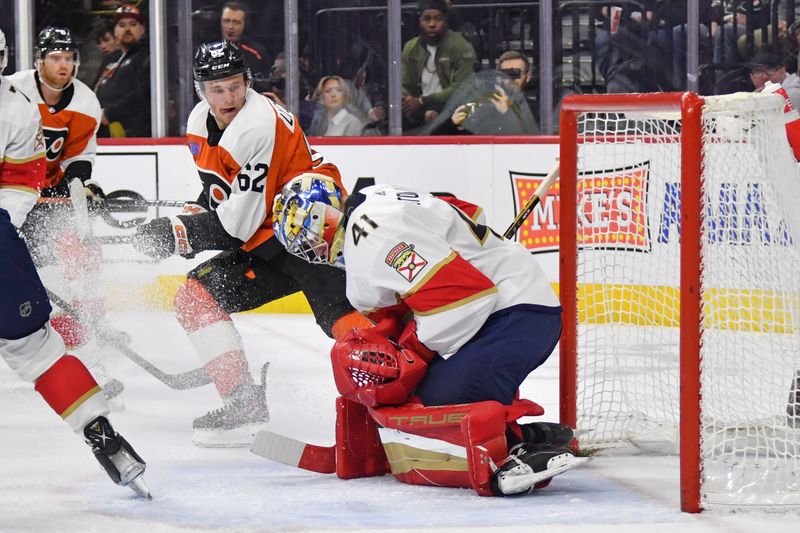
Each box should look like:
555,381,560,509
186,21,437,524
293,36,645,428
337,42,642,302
2,0,798,137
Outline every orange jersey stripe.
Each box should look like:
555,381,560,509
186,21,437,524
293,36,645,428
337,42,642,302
39,105,99,188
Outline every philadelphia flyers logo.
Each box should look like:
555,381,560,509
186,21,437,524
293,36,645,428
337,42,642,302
43,127,69,162
197,168,231,209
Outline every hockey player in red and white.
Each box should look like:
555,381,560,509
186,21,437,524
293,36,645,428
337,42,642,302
272,175,588,496
0,27,149,498
131,41,370,447
6,27,114,392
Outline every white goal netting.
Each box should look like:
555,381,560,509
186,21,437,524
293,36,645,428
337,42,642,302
568,92,800,509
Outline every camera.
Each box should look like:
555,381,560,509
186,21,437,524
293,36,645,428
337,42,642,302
462,101,479,117
252,72,285,94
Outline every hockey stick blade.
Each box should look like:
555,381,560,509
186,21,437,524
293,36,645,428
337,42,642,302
503,159,560,240
45,288,212,390
251,431,336,474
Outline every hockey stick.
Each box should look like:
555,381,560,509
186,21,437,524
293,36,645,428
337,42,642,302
251,431,336,474
46,288,213,390
252,160,562,471
91,235,136,245
37,192,189,211
503,159,560,240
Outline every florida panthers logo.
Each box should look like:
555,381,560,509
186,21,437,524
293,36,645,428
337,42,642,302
43,127,69,162
197,168,231,209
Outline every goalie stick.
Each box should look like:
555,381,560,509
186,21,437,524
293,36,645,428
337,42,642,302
503,159,560,240
252,159,562,471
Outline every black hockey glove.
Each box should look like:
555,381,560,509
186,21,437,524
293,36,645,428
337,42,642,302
132,216,194,260
83,180,106,211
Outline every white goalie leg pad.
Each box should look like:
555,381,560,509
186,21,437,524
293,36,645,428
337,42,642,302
0,322,65,382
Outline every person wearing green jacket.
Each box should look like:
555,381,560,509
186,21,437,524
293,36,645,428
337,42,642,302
401,0,476,131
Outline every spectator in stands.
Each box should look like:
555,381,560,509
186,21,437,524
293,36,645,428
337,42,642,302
593,2,660,93
91,17,119,56
648,0,715,90
748,50,800,107
87,18,119,86
308,75,367,136
220,1,269,82
94,3,150,137
449,50,539,135
401,0,476,131
713,0,769,66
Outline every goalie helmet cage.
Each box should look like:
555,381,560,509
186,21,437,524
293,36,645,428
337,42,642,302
558,92,800,513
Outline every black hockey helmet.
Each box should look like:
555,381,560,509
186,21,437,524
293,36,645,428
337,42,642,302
35,26,80,63
193,41,251,83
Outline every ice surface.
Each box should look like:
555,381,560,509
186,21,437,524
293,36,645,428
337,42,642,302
1,311,798,532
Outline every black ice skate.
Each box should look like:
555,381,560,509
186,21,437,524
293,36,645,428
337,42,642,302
518,422,574,448
84,416,150,499
491,443,589,496
192,363,270,448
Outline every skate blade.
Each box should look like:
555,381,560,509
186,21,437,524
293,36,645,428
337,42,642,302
500,455,590,495
127,476,152,499
192,422,268,448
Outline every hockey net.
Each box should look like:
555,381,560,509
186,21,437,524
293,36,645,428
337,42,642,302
559,92,800,512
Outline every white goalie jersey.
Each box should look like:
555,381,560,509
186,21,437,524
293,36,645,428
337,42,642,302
344,184,560,358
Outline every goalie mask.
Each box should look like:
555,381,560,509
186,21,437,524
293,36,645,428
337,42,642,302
193,40,251,100
35,27,81,85
0,28,7,74
272,174,346,269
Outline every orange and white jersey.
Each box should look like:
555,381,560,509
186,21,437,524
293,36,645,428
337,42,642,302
6,70,100,189
186,88,341,252
0,76,45,228
344,184,560,358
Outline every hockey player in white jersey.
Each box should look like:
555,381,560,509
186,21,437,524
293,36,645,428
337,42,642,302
0,28,149,498
272,175,588,496
6,27,119,398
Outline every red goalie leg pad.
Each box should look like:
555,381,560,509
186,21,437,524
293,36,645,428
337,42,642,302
334,396,390,479
34,355,100,417
50,312,87,349
369,398,546,495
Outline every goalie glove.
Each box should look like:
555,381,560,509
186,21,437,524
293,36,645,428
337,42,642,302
132,216,194,260
331,324,428,407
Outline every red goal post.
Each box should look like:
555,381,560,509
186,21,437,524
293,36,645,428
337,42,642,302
558,92,800,513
